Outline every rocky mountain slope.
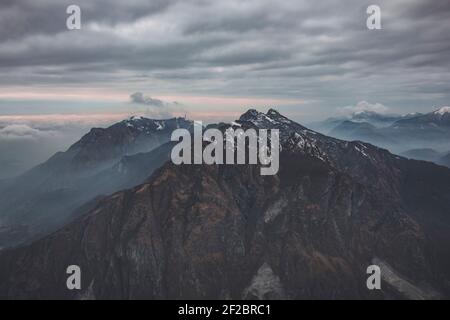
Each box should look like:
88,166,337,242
0,109,449,299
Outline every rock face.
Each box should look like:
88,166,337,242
0,109,449,300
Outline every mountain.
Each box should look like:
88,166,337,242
311,108,450,158
400,148,442,163
438,152,450,168
309,111,416,150
328,120,390,145
306,117,345,134
309,111,418,133
55,116,190,170
0,109,449,299
386,107,450,141
392,107,450,128
379,107,450,154
399,148,450,169
349,111,407,127
0,116,192,248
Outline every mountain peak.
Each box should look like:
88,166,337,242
267,108,281,116
239,108,289,124
239,109,269,124
434,106,450,115
239,108,261,119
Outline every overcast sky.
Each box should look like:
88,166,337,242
0,0,449,120
0,0,449,176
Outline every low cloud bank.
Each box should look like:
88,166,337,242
338,101,389,115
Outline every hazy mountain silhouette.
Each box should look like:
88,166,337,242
312,108,450,163
0,117,192,248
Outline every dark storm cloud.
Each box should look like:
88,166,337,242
405,0,450,20
0,0,175,41
0,0,449,114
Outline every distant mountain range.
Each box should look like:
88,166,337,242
309,107,450,166
309,110,422,132
400,148,450,166
0,116,192,248
350,110,422,127
0,109,449,299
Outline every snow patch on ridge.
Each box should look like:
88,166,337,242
264,197,288,223
155,121,165,130
243,263,286,300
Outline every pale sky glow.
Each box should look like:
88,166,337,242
0,87,307,122
0,88,306,107
0,113,131,124
0,88,127,102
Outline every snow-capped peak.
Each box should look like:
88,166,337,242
155,121,165,130
239,108,297,128
434,106,450,115
123,116,169,132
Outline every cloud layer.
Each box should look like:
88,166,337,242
0,124,55,141
0,0,449,117
339,101,389,115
